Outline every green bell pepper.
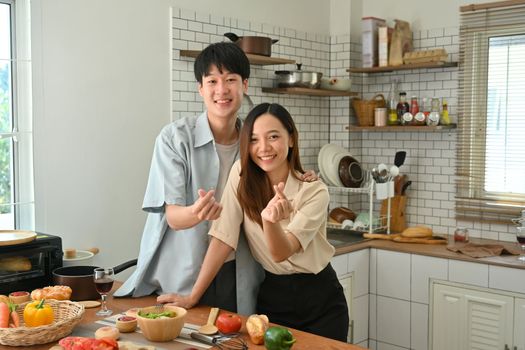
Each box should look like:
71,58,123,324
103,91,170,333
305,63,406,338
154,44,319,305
264,326,296,350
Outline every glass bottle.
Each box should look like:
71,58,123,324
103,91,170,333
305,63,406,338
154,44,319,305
396,92,410,125
387,80,399,125
413,96,426,125
441,98,450,125
427,97,440,126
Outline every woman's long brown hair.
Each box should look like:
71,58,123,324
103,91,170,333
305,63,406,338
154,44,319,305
238,103,305,227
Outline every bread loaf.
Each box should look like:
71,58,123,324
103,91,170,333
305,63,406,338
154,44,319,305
401,226,433,238
329,207,356,223
0,256,31,271
31,285,72,301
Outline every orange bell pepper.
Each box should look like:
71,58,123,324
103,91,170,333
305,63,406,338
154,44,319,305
23,299,54,327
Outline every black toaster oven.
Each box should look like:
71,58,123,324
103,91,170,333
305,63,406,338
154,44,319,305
0,233,63,295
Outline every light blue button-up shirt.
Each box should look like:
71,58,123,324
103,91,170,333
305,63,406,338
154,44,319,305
114,111,263,315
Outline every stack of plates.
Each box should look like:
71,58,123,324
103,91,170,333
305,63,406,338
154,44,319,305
318,144,363,187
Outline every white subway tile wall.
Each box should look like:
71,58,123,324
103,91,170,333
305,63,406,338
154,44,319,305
171,8,515,242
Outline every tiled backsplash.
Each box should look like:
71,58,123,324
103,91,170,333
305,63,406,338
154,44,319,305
171,7,516,241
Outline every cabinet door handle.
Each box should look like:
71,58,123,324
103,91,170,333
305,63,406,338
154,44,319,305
504,344,509,350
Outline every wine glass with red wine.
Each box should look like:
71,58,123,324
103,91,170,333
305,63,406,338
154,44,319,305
93,267,114,316
517,227,525,262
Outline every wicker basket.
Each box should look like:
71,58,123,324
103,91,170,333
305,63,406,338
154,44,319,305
352,94,386,126
0,300,85,346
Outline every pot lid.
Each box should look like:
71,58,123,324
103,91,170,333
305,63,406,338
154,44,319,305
276,63,319,74
63,250,95,262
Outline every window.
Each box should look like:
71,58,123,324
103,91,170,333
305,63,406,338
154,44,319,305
0,0,34,230
457,1,525,223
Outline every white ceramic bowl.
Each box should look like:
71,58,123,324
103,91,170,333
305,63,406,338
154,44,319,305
320,78,352,91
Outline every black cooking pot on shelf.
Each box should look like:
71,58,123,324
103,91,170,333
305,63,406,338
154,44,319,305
52,259,137,301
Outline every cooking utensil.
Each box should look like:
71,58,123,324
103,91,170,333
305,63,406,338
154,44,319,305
52,259,137,301
275,63,323,89
224,32,278,57
401,180,412,195
394,151,407,167
191,332,248,350
199,307,219,335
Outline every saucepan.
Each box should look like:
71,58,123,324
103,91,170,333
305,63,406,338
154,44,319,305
52,259,137,301
224,32,278,56
275,63,323,89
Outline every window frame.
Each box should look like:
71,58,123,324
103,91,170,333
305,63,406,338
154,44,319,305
457,2,525,223
0,0,34,230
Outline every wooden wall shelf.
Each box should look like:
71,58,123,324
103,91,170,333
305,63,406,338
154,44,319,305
347,61,458,73
180,50,295,66
346,124,457,131
262,87,358,97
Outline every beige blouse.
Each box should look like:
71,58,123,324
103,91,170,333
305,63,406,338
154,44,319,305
209,160,335,275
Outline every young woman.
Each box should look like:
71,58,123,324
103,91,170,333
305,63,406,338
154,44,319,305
164,103,349,341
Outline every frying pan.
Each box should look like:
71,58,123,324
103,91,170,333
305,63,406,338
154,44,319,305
52,259,137,301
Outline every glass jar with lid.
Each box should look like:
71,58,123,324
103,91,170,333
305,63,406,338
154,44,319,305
454,227,469,242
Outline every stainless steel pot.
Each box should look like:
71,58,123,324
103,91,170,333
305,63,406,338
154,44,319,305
275,64,322,89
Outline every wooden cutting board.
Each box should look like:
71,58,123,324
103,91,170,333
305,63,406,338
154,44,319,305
363,233,401,240
392,236,448,244
0,230,36,246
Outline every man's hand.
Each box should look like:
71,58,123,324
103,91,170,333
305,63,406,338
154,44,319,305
261,182,292,223
301,169,319,182
157,293,197,309
191,189,222,221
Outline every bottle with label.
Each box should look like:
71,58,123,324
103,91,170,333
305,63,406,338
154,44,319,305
441,98,450,125
427,97,440,126
396,92,410,125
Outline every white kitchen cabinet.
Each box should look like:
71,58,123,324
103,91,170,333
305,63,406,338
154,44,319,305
339,274,353,343
515,298,525,350
332,249,370,344
431,282,514,350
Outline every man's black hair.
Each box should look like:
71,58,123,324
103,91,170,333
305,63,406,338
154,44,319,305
194,42,250,84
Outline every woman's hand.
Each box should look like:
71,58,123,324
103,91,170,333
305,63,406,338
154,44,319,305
156,293,197,309
301,169,319,182
261,183,292,223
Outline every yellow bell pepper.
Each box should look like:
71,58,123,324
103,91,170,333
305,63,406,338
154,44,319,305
23,299,54,327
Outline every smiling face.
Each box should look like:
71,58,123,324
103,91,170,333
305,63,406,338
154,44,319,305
249,113,293,184
198,64,248,122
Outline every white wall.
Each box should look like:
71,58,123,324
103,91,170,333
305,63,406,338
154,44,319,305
362,0,491,31
30,0,511,278
31,0,172,272
173,0,330,35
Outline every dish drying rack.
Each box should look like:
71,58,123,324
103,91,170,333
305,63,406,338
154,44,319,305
327,181,392,234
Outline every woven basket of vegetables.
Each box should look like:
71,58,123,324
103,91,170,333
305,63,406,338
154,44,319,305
0,299,84,346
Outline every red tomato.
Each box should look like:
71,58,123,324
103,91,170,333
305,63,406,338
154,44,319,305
215,313,242,334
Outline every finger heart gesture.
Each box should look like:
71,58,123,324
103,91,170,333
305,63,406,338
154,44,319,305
261,182,292,223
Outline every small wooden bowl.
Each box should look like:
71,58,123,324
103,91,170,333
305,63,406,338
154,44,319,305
8,291,30,304
116,315,137,333
136,305,187,342
338,156,364,188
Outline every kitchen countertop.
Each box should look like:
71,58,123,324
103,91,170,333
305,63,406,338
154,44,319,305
329,232,525,270
13,286,364,350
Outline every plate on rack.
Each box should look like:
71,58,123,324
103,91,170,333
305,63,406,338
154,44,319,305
0,230,37,246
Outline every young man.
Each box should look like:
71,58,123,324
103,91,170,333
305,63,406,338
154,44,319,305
114,42,263,314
